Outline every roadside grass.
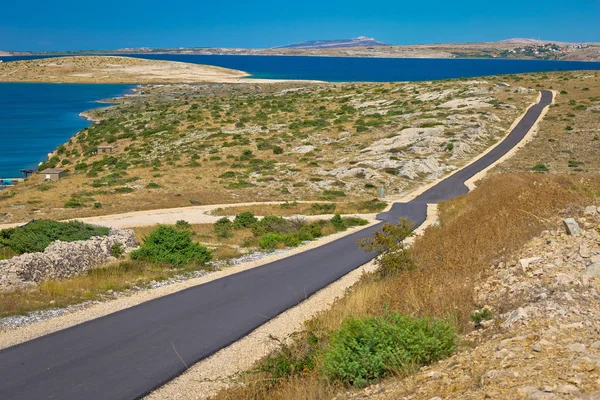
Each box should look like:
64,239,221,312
213,172,600,399
0,214,369,320
0,260,204,318
210,199,388,217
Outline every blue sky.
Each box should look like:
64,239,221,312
2,0,599,51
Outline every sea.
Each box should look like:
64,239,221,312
1,54,600,179
0,82,133,180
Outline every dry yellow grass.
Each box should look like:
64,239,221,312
0,260,199,318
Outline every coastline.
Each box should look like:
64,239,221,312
0,82,137,178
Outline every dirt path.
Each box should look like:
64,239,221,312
0,201,375,230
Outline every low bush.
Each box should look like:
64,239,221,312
259,233,285,250
309,203,337,214
0,220,110,254
233,211,258,229
331,213,345,231
130,225,212,267
214,217,233,238
358,219,414,276
322,313,457,387
175,220,191,229
111,243,124,258
470,307,493,325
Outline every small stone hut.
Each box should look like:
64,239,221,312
39,168,67,182
98,145,114,154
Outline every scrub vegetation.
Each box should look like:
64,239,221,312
212,71,600,399
0,213,368,319
0,220,109,255
0,77,533,224
213,173,600,399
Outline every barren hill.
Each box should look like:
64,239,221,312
0,56,251,84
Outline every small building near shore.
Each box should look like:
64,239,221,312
39,168,67,182
98,145,114,154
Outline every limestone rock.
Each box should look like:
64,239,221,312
0,229,138,291
581,263,600,279
563,218,581,235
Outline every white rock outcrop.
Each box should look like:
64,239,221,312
0,229,137,291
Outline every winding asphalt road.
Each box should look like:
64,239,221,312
0,90,553,400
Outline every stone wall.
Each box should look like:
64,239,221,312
0,229,138,291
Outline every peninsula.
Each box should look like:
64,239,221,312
0,56,252,84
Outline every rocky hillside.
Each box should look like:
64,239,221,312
0,79,534,223
350,206,600,399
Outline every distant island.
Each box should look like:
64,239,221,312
2,38,599,61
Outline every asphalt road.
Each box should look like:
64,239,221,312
0,90,552,400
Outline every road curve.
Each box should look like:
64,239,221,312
0,90,553,400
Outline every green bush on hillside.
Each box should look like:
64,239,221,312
358,219,414,276
233,211,258,229
130,225,212,266
0,220,110,254
214,217,233,238
322,313,457,387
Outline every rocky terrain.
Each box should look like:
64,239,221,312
0,229,137,291
348,206,600,400
0,78,535,223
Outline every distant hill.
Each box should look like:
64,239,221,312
273,36,389,49
0,51,12,57
499,38,572,45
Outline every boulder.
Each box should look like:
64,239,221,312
563,218,581,235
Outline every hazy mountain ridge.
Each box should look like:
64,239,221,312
273,36,389,49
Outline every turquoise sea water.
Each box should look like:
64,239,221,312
0,83,132,179
1,55,600,179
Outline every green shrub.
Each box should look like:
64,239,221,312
259,233,284,249
272,145,284,155
214,217,233,238
111,243,124,258
470,308,493,325
331,213,346,231
259,342,316,381
343,217,369,227
0,220,110,254
130,225,212,267
532,163,549,173
146,182,161,189
233,212,258,229
175,220,191,229
322,313,457,387
358,219,414,276
64,198,85,208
